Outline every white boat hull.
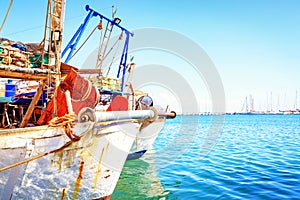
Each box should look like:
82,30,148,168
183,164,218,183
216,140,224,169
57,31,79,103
0,121,139,199
127,118,166,160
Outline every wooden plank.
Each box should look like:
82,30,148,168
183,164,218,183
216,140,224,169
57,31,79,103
78,68,101,74
0,70,49,80
19,81,46,128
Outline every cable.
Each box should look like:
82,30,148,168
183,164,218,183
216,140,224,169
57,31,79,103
0,0,14,33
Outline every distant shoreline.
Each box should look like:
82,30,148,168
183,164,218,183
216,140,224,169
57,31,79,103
177,112,300,116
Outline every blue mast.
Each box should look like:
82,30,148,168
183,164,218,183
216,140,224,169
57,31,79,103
61,7,94,63
62,5,134,92
117,32,130,92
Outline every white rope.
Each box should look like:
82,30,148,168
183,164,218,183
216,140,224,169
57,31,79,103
106,32,123,76
69,25,98,61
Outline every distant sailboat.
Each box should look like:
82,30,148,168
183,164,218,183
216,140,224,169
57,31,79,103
238,95,261,115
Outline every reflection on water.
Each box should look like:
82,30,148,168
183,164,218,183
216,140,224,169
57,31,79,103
112,156,169,199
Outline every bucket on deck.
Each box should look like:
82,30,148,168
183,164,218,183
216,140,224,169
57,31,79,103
5,84,16,97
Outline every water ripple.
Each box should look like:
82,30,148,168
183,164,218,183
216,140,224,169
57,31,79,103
112,115,300,199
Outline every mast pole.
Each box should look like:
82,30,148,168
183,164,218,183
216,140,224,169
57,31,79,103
49,0,66,115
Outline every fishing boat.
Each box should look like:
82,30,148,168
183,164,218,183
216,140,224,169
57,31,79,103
0,1,173,199
54,1,176,161
58,3,176,161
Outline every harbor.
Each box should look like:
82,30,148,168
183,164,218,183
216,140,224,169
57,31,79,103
0,1,175,199
1,0,299,199
113,114,300,199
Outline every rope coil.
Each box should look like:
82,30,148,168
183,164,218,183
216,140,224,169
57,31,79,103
48,113,80,142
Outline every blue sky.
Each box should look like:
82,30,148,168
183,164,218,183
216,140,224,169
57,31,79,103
1,0,299,112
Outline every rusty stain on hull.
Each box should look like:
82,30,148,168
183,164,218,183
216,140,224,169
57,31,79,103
93,147,105,189
92,194,112,200
73,161,84,199
55,151,63,171
60,188,66,200
65,149,76,168
53,146,82,171
135,134,139,150
105,143,110,152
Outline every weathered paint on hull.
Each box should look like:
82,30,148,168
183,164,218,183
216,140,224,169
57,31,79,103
0,121,139,199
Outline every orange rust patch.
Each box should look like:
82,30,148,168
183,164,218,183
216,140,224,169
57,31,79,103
72,161,84,199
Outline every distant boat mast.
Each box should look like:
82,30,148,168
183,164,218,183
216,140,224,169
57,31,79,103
295,90,298,110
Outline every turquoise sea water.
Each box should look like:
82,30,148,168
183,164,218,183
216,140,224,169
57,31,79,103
112,115,300,199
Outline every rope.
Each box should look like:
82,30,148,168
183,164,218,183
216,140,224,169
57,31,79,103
68,25,98,61
48,113,75,127
0,141,72,173
96,20,106,70
0,0,14,33
49,113,80,142
106,32,123,76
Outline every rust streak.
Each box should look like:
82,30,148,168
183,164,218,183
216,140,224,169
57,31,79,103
105,143,110,152
60,188,66,200
104,175,110,179
92,194,112,200
135,134,138,150
93,148,105,188
54,151,63,172
72,161,84,199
